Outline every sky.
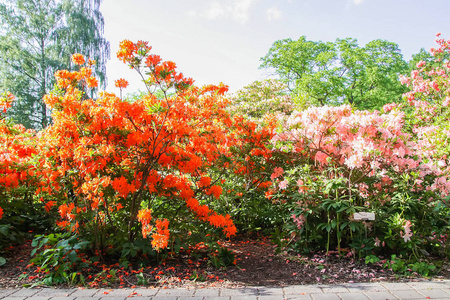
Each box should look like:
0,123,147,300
100,0,450,95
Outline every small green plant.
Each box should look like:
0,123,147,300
383,254,407,273
189,270,206,282
28,232,91,286
365,254,380,264
382,254,437,277
408,261,436,277
209,247,236,269
136,271,148,285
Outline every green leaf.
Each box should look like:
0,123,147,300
68,250,78,263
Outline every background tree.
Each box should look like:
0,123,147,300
228,79,294,121
260,36,410,110
0,0,109,129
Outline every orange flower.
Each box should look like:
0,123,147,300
112,176,136,198
71,53,85,65
59,203,75,220
44,201,56,213
151,233,169,251
115,78,129,89
56,220,69,228
80,67,92,78
137,208,152,225
259,181,272,189
179,186,194,200
207,185,222,199
197,176,211,188
223,224,237,238
196,205,211,219
86,77,98,88
0,91,14,113
145,54,162,67
155,218,169,235
208,213,225,228
186,198,200,211
117,40,137,63
141,223,153,239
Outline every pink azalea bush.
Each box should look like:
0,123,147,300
268,35,450,261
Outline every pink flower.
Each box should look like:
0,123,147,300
382,103,397,113
271,167,284,180
416,60,426,68
278,179,288,190
374,237,381,247
344,155,363,169
292,213,306,230
431,81,440,91
402,220,413,242
399,75,410,85
315,151,329,165
296,179,308,194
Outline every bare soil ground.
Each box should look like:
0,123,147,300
0,236,448,289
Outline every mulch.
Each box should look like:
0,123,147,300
0,236,448,289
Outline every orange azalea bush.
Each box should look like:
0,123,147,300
0,91,39,207
34,40,273,254
0,91,56,256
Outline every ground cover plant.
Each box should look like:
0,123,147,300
0,35,448,287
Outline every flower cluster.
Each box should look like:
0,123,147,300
151,219,169,251
137,208,152,239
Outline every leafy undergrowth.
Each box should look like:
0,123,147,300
0,235,448,289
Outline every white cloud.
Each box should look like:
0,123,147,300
189,0,258,24
352,0,365,5
204,2,227,20
266,6,282,21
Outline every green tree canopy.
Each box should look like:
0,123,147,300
260,36,410,110
228,79,294,121
0,0,109,129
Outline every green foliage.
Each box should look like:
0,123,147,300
260,36,409,110
0,197,58,267
270,157,449,261
29,232,91,286
209,246,235,269
381,254,437,277
214,177,287,234
408,48,436,70
365,254,380,264
228,79,294,121
135,271,148,286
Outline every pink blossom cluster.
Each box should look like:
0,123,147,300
272,104,414,179
271,34,450,198
400,34,450,197
401,220,413,242
291,213,306,230
270,167,284,180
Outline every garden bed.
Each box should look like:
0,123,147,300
1,235,448,289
